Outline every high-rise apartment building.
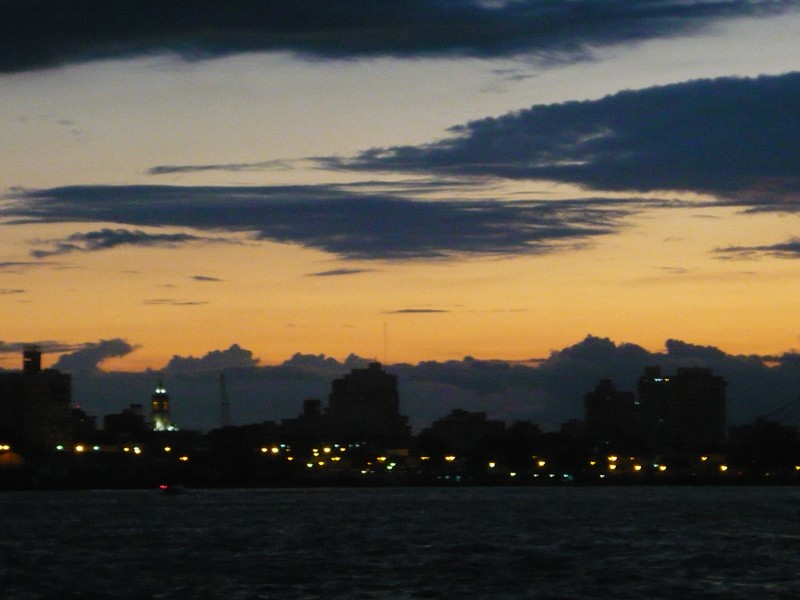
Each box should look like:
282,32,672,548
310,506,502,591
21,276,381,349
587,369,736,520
327,362,410,445
0,346,72,452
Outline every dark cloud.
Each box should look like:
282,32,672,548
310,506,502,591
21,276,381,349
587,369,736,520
192,275,224,282
1,1,791,74
306,269,373,277
715,239,800,259
331,72,800,205
148,161,293,175
4,185,636,260
0,289,25,295
165,344,260,373
30,227,229,258
51,338,138,372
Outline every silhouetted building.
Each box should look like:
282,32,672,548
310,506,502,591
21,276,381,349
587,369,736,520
327,362,410,445
584,367,727,455
281,399,329,443
637,366,726,453
150,381,173,431
584,379,640,452
0,346,72,452
104,404,147,441
71,406,98,442
421,409,505,457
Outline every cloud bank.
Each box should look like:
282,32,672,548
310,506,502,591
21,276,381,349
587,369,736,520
43,335,800,431
2,1,791,73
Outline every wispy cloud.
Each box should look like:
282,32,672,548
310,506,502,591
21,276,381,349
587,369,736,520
30,228,232,258
388,308,450,314
2,1,791,74
327,72,800,205
715,239,800,260
306,268,373,277
5,185,637,261
0,288,25,295
0,261,59,273
148,160,294,175
0,340,86,356
192,275,225,282
143,299,210,306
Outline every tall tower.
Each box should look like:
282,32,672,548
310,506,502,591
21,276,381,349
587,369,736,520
150,380,172,431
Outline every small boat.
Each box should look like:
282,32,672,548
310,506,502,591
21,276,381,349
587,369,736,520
159,483,186,495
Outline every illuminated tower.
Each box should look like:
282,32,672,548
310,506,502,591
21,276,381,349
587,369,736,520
150,380,172,431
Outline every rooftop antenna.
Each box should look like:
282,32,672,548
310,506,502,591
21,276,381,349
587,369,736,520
219,372,231,428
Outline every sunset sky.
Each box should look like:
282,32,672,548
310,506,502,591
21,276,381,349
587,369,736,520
2,1,800,375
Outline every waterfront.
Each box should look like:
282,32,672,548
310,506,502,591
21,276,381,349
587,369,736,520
2,486,799,598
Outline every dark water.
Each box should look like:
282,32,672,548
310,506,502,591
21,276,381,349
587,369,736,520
2,486,800,599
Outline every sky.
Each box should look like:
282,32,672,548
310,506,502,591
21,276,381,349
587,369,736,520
2,1,800,429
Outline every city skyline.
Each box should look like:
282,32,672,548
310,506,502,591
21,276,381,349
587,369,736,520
2,2,800,374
